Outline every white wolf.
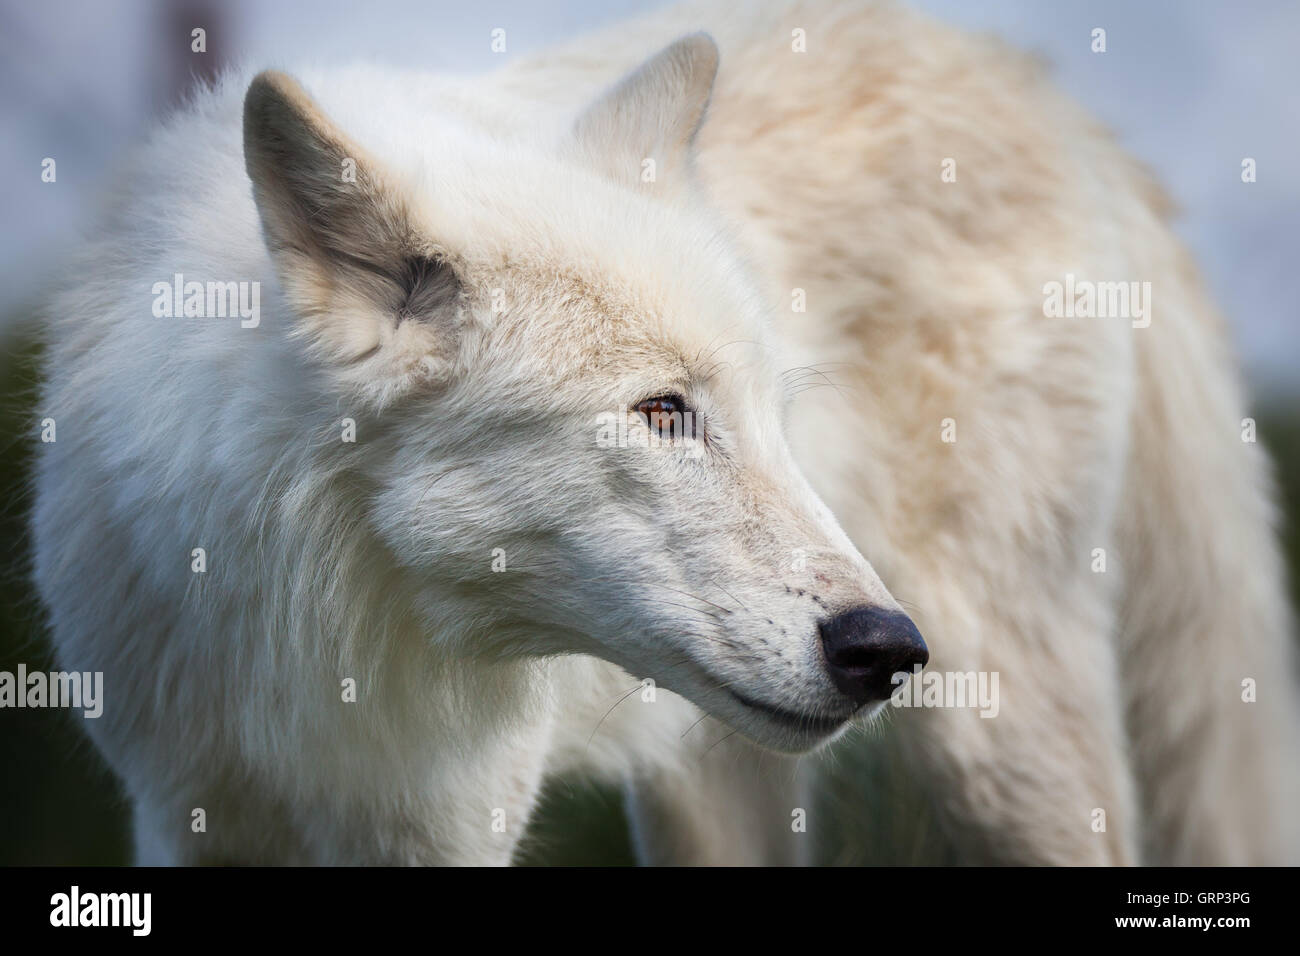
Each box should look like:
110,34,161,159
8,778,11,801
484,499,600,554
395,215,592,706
32,0,1299,865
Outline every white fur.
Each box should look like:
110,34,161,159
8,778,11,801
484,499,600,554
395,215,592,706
33,0,1299,864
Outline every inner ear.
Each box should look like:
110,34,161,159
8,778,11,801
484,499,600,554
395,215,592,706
392,254,462,323
572,32,719,190
244,71,411,271
243,71,463,397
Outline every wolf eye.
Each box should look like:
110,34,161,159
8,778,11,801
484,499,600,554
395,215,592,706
634,394,696,440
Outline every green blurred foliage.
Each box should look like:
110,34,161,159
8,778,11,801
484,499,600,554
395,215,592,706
0,331,131,864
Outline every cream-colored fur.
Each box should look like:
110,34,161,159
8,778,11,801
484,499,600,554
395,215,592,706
32,0,1298,865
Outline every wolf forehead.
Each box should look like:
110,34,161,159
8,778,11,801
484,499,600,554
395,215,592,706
386,164,774,381
469,256,770,375
406,153,764,325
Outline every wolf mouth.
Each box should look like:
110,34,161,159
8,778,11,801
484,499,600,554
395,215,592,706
726,688,857,735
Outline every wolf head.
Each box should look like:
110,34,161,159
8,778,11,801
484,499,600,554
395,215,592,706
241,35,925,753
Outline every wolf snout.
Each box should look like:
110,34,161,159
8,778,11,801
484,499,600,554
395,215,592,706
818,607,929,704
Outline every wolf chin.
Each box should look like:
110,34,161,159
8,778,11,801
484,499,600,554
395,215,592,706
32,0,1300,865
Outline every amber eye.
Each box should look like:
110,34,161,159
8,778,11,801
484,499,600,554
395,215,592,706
634,394,696,440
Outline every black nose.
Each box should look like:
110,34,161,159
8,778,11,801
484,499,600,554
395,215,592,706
818,606,929,703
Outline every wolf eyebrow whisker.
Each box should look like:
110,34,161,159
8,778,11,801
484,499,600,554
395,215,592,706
692,324,748,366
778,361,854,378
699,337,771,365
780,365,854,400
696,359,733,384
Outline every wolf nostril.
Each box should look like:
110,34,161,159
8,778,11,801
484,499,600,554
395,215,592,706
818,606,928,704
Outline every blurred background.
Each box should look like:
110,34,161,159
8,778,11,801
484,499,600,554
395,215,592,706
1,0,1297,864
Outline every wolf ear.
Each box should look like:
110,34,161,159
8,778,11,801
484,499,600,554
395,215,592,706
244,71,461,399
572,33,718,191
